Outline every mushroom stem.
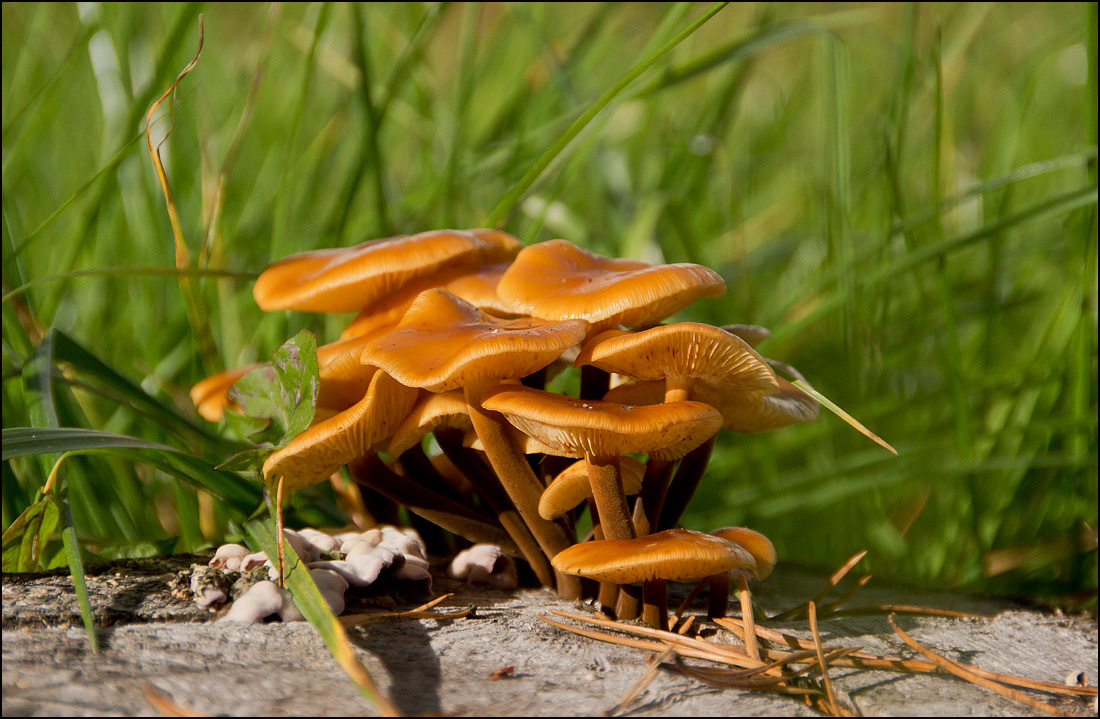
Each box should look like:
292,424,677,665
638,378,694,528
707,572,731,619
642,579,669,631
586,456,639,618
656,433,717,531
639,458,677,529
435,428,558,589
397,442,470,505
349,454,522,555
465,384,583,599
585,456,635,542
615,498,651,621
591,522,620,614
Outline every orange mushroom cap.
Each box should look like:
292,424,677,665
253,229,521,314
386,390,472,457
190,364,261,422
710,526,777,581
359,289,588,393
263,370,418,491
479,385,722,461
551,528,756,584
538,456,646,520
574,323,780,395
495,240,725,331
696,376,819,433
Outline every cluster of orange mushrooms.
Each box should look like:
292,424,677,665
191,229,819,638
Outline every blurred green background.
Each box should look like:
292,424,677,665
3,2,1096,602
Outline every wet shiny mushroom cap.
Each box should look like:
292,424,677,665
696,377,819,433
387,390,472,457
711,526,777,581
479,385,722,461
253,229,521,314
360,289,588,393
538,456,646,520
551,528,757,585
262,370,418,491
575,322,779,395
495,240,725,331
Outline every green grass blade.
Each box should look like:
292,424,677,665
632,19,830,98
770,185,1098,345
245,515,399,716
1,427,182,460
59,497,99,653
1,428,261,517
49,330,225,449
2,266,258,304
484,1,730,227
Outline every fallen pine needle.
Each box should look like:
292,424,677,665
888,615,1075,717
609,647,675,715
716,615,1095,698
340,594,472,627
809,601,844,716
143,683,209,717
772,550,868,621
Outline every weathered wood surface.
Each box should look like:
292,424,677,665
3,556,1097,716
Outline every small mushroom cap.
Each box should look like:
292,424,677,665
496,240,726,331
710,526,777,581
190,364,261,422
604,377,819,434
720,324,772,348
696,377,819,433
480,385,722,460
387,390,472,457
551,528,756,584
254,229,522,313
263,371,418,491
360,289,588,393
574,323,779,393
539,456,646,520
442,263,517,316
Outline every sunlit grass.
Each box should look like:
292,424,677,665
2,2,1095,600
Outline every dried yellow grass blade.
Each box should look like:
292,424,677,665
772,550,868,620
789,377,897,455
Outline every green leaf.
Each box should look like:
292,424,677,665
216,447,273,474
229,330,319,448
